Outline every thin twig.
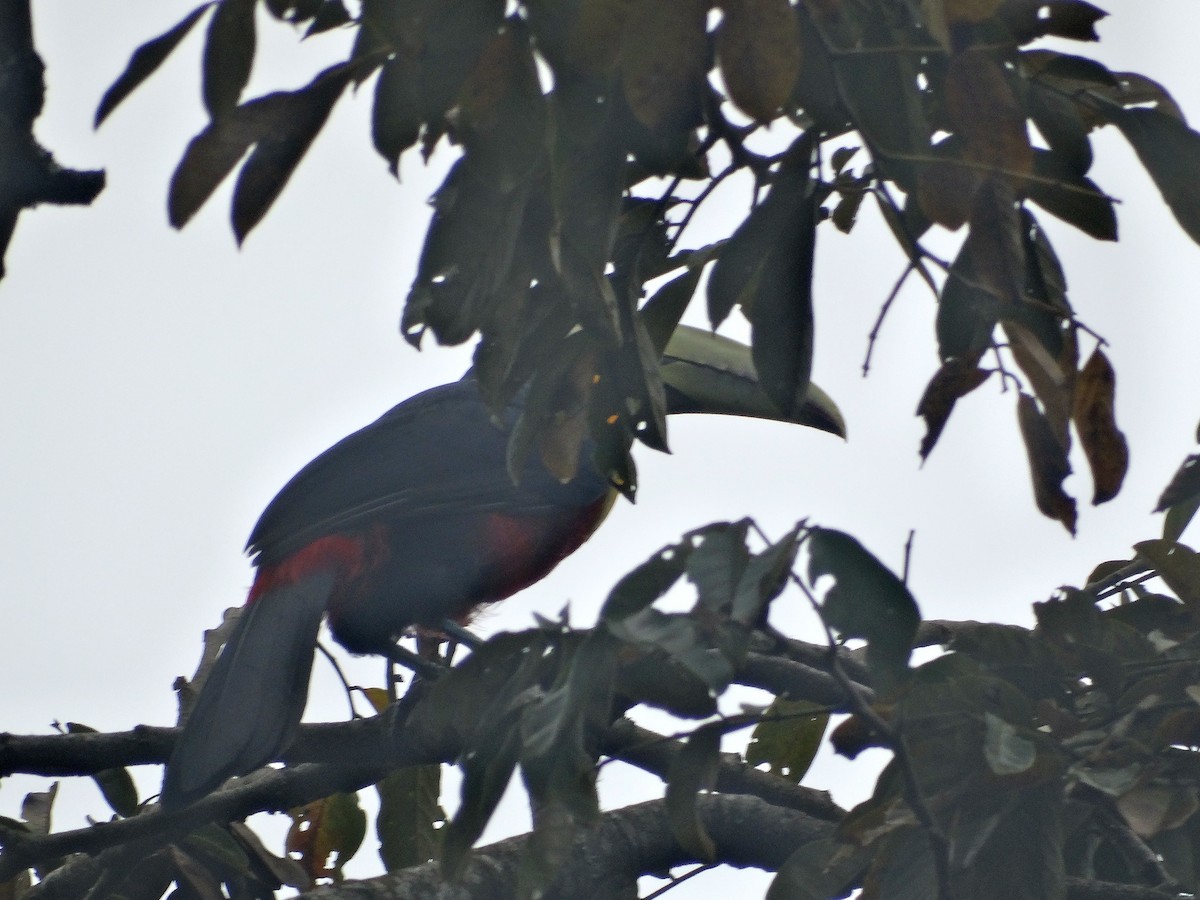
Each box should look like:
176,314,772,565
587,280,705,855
902,529,916,585
790,533,954,900
862,263,915,376
642,863,718,899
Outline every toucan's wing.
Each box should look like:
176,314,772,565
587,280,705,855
247,381,608,565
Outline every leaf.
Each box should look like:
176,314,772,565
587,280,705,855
285,792,367,881
620,0,708,131
1118,786,1200,839
686,520,752,614
1157,454,1200,542
732,521,804,626
565,0,638,75
63,723,140,817
1007,213,1077,445
1072,347,1128,505
768,837,869,900
231,66,353,243
609,608,736,691
966,179,1025,308
371,55,421,176
936,243,996,364
95,4,214,127
456,19,548,190
1026,151,1116,241
716,0,802,123
203,0,257,119
1106,105,1200,247
945,49,1033,177
747,140,818,417
404,159,532,347
807,527,920,690
746,698,829,784
954,784,1066,900
305,0,352,35
415,636,546,858
1016,392,1076,534
639,256,710,358
1026,81,1093,175
917,359,992,460
516,636,613,897
982,712,1036,776
1134,540,1200,607
665,723,722,862
169,95,288,229
168,845,225,899
21,784,57,835
377,765,444,871
601,542,692,622
92,766,140,818
1037,0,1106,41
1157,454,1200,513
945,0,1004,24
229,821,312,890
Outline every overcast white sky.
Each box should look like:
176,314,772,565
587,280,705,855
2,2,1199,895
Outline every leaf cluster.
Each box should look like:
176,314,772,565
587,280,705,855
11,507,1200,899
94,0,1200,525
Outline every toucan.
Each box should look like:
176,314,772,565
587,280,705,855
159,327,844,809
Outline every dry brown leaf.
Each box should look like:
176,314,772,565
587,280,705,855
1017,391,1077,534
716,0,802,123
1072,347,1128,504
621,0,708,131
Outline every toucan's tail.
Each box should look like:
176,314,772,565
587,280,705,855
160,572,335,810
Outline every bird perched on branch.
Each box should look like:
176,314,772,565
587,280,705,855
160,327,844,809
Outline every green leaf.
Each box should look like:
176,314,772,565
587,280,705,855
182,823,252,873
95,4,214,128
746,183,816,420
441,724,522,879
600,541,693,623
1107,105,1200,247
807,527,920,690
982,713,1036,776
715,0,802,123
936,239,998,364
371,55,421,176
686,520,752,614
203,0,257,119
767,837,869,900
746,698,829,784
1026,151,1116,241
863,826,939,900
609,608,736,692
732,521,803,626
21,784,57,835
1157,454,1200,542
231,66,353,243
1134,540,1200,607
376,765,443,871
639,261,708,360
305,0,352,35
665,723,723,862
65,723,140,816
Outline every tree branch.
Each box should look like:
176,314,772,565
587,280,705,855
299,794,833,900
0,0,105,279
